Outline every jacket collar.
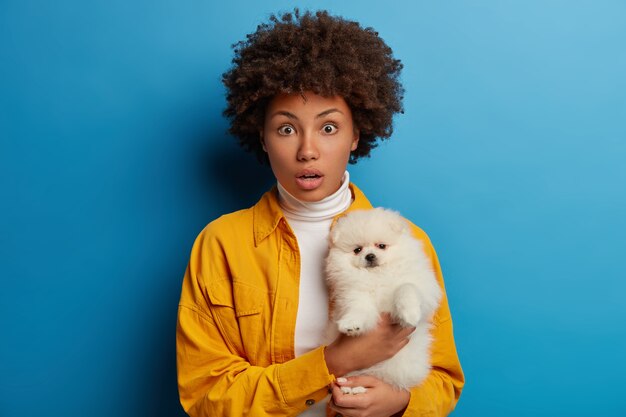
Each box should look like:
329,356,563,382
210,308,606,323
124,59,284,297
252,183,373,246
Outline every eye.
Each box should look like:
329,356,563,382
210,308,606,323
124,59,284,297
377,244,387,250
353,246,362,254
322,123,338,134
278,125,295,135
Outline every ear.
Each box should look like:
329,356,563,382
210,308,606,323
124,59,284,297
260,131,267,152
350,129,360,151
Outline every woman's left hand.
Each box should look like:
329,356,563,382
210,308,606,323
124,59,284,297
329,375,410,417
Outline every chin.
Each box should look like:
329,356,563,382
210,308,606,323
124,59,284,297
325,208,443,391
296,190,326,202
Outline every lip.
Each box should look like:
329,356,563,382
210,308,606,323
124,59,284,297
295,169,324,190
296,168,323,178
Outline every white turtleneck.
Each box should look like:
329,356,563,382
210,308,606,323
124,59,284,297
277,172,352,358
278,172,352,416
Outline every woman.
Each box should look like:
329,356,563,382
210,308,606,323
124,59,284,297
176,10,464,417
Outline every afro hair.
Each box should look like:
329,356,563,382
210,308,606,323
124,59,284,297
222,9,404,163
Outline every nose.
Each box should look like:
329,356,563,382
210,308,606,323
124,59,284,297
297,132,319,161
365,253,376,262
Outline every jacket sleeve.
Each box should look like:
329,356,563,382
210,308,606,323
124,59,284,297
402,231,465,416
176,228,335,417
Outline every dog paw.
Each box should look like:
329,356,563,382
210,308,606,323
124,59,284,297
336,310,379,336
337,319,365,336
351,386,367,394
395,308,421,328
340,386,367,395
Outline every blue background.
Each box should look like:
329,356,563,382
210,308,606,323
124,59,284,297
2,1,625,416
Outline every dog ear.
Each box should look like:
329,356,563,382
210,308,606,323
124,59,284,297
329,223,341,245
385,210,410,235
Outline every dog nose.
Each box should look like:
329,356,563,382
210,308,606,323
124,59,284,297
365,253,376,262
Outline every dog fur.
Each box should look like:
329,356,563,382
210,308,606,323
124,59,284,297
325,208,442,392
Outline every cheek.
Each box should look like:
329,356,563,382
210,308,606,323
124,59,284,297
264,142,292,165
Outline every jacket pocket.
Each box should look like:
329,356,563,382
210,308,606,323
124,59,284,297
207,278,264,360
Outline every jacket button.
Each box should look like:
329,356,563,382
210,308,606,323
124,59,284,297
305,399,315,406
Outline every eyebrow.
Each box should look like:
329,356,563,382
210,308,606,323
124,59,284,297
270,108,344,120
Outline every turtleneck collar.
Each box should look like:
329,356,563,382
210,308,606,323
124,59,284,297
277,171,352,222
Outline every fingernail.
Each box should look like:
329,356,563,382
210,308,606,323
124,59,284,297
336,377,347,383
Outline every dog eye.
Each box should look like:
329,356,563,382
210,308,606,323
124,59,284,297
377,244,387,249
353,247,362,254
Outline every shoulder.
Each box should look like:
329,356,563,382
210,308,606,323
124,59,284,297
402,217,439,258
204,207,253,237
406,220,433,245
190,207,256,258
185,206,259,286
193,187,280,249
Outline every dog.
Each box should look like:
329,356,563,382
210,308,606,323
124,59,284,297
325,208,442,393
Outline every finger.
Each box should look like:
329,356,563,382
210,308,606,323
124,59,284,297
331,383,348,397
329,402,357,417
331,384,371,410
387,326,413,344
389,326,414,342
379,312,395,325
335,375,381,388
329,399,354,417
330,384,358,410
332,380,361,396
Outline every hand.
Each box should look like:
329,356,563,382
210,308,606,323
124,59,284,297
325,313,415,377
329,375,410,417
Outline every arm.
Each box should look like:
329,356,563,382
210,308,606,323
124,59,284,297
177,289,418,417
324,313,415,377
176,226,335,417
177,299,334,416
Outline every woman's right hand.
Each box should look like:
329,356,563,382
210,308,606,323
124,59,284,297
324,313,415,377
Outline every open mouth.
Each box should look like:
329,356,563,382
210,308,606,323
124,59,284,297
296,169,323,179
298,174,321,180
295,170,324,190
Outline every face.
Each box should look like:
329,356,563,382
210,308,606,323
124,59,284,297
329,208,408,270
262,92,359,202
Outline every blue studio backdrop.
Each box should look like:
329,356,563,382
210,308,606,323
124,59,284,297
1,1,625,416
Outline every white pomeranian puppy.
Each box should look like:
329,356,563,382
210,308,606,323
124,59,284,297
325,208,442,393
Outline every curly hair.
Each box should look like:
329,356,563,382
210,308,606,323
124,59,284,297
222,9,404,163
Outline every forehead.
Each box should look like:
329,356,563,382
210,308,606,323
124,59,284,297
265,92,353,120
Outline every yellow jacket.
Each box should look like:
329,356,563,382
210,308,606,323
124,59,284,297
176,183,464,416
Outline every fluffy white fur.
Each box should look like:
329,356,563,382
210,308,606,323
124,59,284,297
325,208,442,393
